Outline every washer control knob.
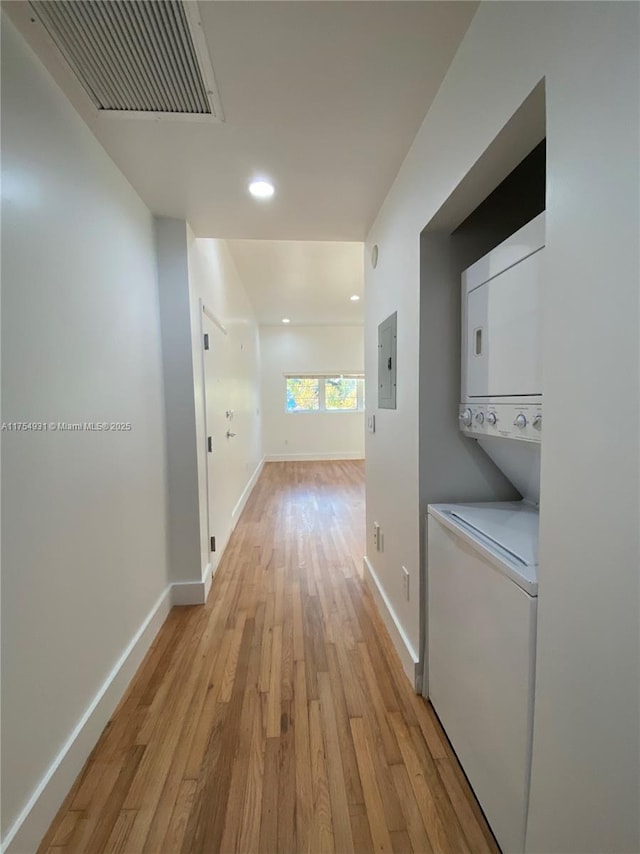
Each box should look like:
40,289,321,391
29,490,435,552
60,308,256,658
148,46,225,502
533,414,542,430
514,413,527,429
486,412,497,426
475,411,485,425
459,408,473,427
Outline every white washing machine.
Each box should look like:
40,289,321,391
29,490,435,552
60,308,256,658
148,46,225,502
428,500,538,854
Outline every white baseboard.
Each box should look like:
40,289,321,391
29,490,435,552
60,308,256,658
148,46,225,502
264,452,365,462
3,585,174,854
171,579,208,606
232,457,265,521
202,561,213,601
363,556,420,690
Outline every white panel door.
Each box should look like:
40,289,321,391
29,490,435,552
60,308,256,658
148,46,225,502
203,313,233,573
466,249,543,398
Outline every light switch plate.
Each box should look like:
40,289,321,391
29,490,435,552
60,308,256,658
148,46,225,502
367,414,376,433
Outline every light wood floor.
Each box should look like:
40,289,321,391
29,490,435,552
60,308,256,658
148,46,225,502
39,460,498,854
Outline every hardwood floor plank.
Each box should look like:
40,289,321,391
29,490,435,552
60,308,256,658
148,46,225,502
236,682,265,854
62,816,90,854
220,685,259,852
68,754,123,815
258,738,279,854
103,809,137,854
135,606,210,746
182,628,234,781
348,802,375,854
391,763,434,854
219,610,248,703
62,761,124,852
325,643,365,808
391,828,414,854
143,617,242,851
435,758,499,854
292,583,305,662
407,724,472,854
348,649,407,834
390,710,457,854
276,699,296,853
49,811,85,848
266,623,283,738
409,692,449,760
318,671,355,854
123,613,220,850
274,565,285,628
258,592,275,694
350,716,395,854
358,641,403,765
281,594,295,703
293,661,313,854
159,781,196,854
37,461,497,854
83,745,145,853
181,618,253,854
308,698,335,854
333,632,364,719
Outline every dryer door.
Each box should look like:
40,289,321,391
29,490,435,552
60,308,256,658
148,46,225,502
465,248,543,398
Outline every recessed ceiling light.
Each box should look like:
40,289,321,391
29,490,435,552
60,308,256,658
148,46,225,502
282,318,291,324
249,179,275,199
350,294,360,302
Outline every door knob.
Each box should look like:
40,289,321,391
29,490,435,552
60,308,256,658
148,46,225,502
226,430,236,439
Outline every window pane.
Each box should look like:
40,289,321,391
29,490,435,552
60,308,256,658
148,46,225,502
325,377,358,410
286,378,319,411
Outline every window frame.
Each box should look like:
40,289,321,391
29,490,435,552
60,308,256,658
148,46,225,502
284,373,365,414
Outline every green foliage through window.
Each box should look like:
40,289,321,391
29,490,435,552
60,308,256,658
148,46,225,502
325,377,358,410
286,378,319,411
285,375,364,413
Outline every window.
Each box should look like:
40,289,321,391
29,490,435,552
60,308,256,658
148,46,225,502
325,377,358,410
285,375,364,413
286,377,319,412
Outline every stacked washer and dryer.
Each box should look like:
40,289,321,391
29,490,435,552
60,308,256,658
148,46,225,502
427,213,545,854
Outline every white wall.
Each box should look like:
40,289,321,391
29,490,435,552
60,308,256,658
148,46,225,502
260,325,364,460
1,16,170,850
365,3,639,852
187,232,263,573
155,219,202,584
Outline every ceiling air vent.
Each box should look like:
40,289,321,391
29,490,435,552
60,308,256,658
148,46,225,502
29,0,224,120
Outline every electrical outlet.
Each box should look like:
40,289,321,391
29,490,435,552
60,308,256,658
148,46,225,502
402,566,410,600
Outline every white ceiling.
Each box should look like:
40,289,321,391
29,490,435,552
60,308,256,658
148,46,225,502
227,239,364,325
7,0,477,324
5,0,478,241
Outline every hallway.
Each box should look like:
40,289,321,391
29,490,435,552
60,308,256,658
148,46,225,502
38,462,497,854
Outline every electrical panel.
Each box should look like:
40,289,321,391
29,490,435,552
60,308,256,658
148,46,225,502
378,311,397,409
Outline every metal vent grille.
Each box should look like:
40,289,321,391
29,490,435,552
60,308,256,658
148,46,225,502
29,0,223,119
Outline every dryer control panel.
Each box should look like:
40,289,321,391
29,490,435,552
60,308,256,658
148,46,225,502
459,402,542,443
